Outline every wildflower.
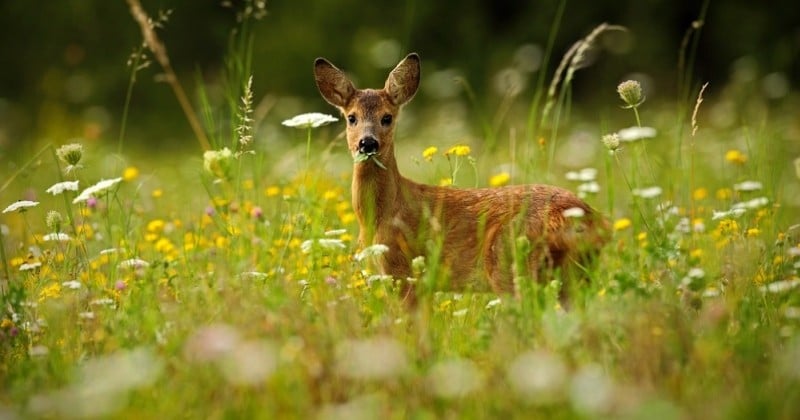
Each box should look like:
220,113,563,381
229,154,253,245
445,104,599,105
617,126,657,142
439,178,453,186
202,148,235,180
486,298,502,309
281,112,338,129
565,168,597,182
39,282,62,301
733,180,763,192
725,149,747,165
46,180,80,195
692,187,708,200
601,133,620,152
45,211,64,232
613,218,632,231
265,186,280,197
577,181,600,195
152,188,163,198
123,166,140,181
562,207,586,218
445,144,471,157
56,143,83,166
760,277,800,294
250,206,263,219
62,280,82,290
119,258,150,269
452,308,469,317
617,80,644,108
19,261,42,271
731,196,769,210
422,146,438,161
43,232,71,242
354,244,389,261
2,200,39,214
489,172,511,187
747,228,761,237
301,238,346,254
716,188,733,200
73,178,123,204
632,186,663,199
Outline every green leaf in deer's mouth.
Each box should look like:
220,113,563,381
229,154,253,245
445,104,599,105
353,152,387,170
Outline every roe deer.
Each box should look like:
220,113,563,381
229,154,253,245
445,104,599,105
314,53,609,302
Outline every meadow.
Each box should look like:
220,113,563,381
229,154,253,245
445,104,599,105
1,2,800,418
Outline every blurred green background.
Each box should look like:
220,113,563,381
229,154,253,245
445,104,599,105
0,0,797,159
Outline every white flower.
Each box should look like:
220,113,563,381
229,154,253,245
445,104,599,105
324,228,348,236
43,232,71,242
452,308,469,317
19,261,42,271
577,181,600,194
485,298,502,309
617,126,657,142
562,207,586,218
46,180,80,195
301,238,346,254
73,178,123,204
281,112,338,129
2,200,39,214
733,180,762,192
62,280,82,289
732,197,769,210
687,267,706,279
354,244,390,261
632,186,663,199
565,168,597,182
90,298,115,306
712,208,747,220
760,277,800,294
119,258,150,269
78,311,95,320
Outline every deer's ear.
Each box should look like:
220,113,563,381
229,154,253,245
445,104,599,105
314,58,356,108
384,53,420,106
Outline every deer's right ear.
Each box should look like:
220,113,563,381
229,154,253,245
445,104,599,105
314,58,356,108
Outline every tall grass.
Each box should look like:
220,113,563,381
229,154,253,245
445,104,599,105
1,2,799,418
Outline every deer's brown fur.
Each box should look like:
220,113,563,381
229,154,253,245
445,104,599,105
314,53,609,302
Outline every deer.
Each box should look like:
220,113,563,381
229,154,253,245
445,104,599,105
314,53,609,303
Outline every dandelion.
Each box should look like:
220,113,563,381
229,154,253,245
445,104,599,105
2,200,39,214
616,126,657,142
601,133,620,152
122,166,139,181
422,146,438,161
281,112,338,129
565,168,597,182
489,172,511,187
725,149,748,165
73,178,123,204
445,144,471,157
733,180,763,192
46,180,80,195
617,80,644,108
613,218,632,231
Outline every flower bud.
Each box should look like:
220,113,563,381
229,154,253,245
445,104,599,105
46,210,63,232
56,143,84,166
601,133,621,152
617,80,644,108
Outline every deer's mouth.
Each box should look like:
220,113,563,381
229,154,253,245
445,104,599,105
353,150,387,170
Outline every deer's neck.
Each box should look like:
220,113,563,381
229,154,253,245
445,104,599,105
351,149,405,235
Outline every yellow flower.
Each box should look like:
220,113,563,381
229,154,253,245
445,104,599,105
422,146,438,161
265,186,281,197
147,219,166,233
715,188,732,200
613,218,632,231
725,149,747,165
39,282,62,302
439,178,453,186
746,228,761,237
242,179,254,190
445,144,471,157
489,172,510,187
151,188,163,198
123,166,140,181
689,248,703,261
692,187,708,200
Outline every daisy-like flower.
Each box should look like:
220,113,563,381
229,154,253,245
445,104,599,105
617,126,657,142
73,178,123,204
46,180,80,195
2,200,39,214
281,112,338,129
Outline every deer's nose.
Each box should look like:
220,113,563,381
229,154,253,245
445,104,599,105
358,137,379,154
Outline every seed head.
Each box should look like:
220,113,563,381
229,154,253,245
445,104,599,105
617,80,644,108
56,143,84,166
601,133,621,152
46,211,64,232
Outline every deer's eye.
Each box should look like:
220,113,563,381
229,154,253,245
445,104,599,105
380,114,393,126
347,114,357,125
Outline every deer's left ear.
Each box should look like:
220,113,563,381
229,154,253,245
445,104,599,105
384,53,420,106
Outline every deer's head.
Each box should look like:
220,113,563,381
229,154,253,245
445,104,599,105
314,53,420,164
